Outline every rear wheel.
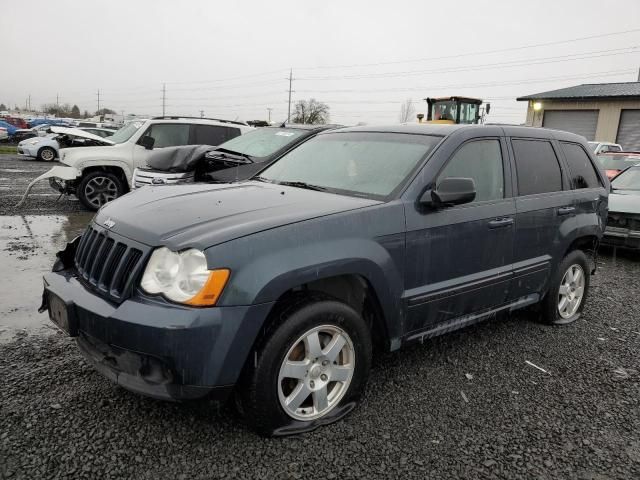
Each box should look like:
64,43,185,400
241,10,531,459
540,250,590,325
77,171,125,211
37,146,56,162
237,296,372,436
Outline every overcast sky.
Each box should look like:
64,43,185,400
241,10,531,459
2,0,640,125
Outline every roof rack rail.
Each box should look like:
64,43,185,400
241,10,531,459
151,116,249,126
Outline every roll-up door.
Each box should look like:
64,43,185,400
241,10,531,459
542,110,598,140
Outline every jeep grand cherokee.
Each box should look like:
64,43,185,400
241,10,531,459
40,124,608,436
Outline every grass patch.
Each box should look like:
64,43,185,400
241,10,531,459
0,145,17,154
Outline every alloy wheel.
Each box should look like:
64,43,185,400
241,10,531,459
84,176,118,208
40,148,55,161
277,324,355,421
558,264,585,319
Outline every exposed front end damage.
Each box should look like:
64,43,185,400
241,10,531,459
15,165,81,207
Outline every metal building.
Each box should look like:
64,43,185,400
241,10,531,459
517,82,640,150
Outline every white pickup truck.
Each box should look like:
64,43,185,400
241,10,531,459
19,116,252,210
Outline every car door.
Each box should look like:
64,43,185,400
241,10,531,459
506,135,574,302
403,134,515,335
133,123,191,168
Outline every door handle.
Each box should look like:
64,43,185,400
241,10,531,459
557,206,576,216
488,217,514,229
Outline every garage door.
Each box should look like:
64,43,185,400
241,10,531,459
542,110,598,140
616,109,640,151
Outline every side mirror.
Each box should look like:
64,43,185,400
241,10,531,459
420,177,476,207
139,135,155,150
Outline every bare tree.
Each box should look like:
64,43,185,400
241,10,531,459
292,98,330,124
398,98,416,123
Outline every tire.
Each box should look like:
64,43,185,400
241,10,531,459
540,250,590,325
237,295,372,436
37,146,56,162
77,171,125,211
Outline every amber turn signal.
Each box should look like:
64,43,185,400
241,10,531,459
185,269,230,306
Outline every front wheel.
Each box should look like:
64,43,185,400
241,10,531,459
37,146,56,162
237,296,372,436
77,171,125,211
540,250,591,325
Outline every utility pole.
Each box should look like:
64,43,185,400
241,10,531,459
28,94,31,112
96,89,100,116
56,93,59,114
199,110,204,118
267,108,272,123
287,69,293,122
162,83,166,117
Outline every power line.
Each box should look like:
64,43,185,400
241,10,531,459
297,47,640,81
295,27,640,70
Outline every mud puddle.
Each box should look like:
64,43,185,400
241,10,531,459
0,213,93,342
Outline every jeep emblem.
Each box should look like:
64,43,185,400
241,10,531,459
103,218,115,229
152,177,166,185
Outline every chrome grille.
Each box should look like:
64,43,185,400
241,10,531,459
74,226,146,302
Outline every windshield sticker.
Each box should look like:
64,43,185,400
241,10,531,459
275,132,295,137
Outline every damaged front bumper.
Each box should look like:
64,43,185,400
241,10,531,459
16,165,81,207
40,236,275,402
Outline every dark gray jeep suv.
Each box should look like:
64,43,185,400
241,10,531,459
41,124,608,436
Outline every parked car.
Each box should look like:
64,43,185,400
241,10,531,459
22,117,253,210
0,120,18,137
602,165,640,250
17,127,114,162
40,124,607,436
12,129,39,143
0,127,8,142
596,152,640,179
588,141,622,155
132,124,341,188
1,116,29,129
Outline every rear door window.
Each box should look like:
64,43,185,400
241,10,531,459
560,142,602,189
190,125,241,146
512,139,563,195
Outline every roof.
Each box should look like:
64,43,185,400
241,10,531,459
517,82,640,101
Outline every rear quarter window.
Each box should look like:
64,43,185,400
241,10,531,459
512,139,563,196
190,125,241,146
560,142,602,189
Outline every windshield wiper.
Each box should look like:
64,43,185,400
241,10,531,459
253,176,275,183
207,148,253,164
276,180,328,192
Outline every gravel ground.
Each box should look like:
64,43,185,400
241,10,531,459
1,249,639,479
0,154,85,215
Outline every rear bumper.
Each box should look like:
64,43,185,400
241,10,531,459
43,268,274,401
602,226,640,250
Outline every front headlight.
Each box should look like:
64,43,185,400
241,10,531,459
140,247,229,306
28,140,40,145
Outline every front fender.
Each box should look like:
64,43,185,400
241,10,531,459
212,234,405,344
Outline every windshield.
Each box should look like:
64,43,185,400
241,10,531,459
108,121,144,144
258,132,440,199
596,154,640,170
430,101,457,122
216,127,305,158
611,167,640,190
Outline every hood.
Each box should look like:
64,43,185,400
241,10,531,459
50,126,114,145
609,190,640,215
146,145,214,172
95,181,380,250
